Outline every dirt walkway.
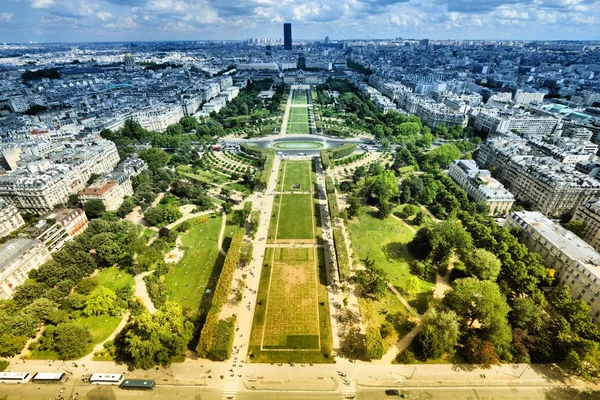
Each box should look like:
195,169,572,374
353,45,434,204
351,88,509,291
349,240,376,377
217,212,227,257
134,271,157,314
379,320,423,364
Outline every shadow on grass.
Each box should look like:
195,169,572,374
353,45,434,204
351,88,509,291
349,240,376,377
543,387,600,400
408,292,432,315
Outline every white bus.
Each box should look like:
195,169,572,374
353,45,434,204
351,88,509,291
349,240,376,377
0,372,32,384
89,373,125,386
32,372,67,384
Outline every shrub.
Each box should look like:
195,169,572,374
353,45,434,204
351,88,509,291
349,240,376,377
320,149,330,170
208,317,236,361
197,230,244,358
328,195,339,219
333,229,350,279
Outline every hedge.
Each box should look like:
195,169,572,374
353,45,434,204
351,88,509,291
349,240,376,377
320,149,330,170
329,144,356,159
196,229,245,358
328,195,339,219
241,144,274,190
333,229,350,279
207,316,236,361
325,176,335,194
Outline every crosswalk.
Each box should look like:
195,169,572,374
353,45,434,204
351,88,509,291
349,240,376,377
340,377,356,399
222,377,240,400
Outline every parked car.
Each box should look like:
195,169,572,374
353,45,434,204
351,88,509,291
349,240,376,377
385,389,399,396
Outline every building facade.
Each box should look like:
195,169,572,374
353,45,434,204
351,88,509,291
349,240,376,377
79,175,133,211
283,23,292,50
507,211,600,326
0,200,24,238
573,199,600,252
448,160,515,216
0,239,51,300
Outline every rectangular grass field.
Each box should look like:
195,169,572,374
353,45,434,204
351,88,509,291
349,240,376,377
273,194,314,242
282,160,312,192
261,248,320,349
248,247,333,363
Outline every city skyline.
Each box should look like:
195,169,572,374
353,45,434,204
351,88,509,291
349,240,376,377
0,0,599,43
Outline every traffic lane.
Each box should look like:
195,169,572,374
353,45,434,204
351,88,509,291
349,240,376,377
356,386,555,400
0,384,224,400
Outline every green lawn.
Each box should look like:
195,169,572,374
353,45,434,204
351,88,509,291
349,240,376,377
248,248,333,363
392,204,434,231
177,166,230,185
223,181,252,196
292,91,309,104
163,215,224,311
281,161,313,192
348,207,434,314
261,248,320,349
287,123,310,134
143,228,157,243
27,315,123,360
270,194,315,243
96,266,134,293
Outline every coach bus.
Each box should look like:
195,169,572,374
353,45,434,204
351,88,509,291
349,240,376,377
120,379,155,391
89,373,125,386
31,372,68,384
0,372,32,384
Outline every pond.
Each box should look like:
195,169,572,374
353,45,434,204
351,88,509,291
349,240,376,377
272,141,324,150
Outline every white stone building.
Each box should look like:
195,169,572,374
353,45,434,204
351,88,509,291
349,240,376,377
0,239,51,299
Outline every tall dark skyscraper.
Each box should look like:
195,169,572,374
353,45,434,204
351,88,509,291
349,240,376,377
283,23,292,50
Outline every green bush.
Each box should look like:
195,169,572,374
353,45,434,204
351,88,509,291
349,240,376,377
325,176,336,194
328,195,339,219
333,229,350,279
320,150,330,170
197,230,244,357
208,317,236,361
329,144,356,159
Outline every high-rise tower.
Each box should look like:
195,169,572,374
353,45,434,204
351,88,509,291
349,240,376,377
283,23,292,50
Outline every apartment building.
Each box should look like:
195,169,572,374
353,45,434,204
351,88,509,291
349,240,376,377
0,140,119,213
507,211,600,326
0,200,24,238
573,199,600,252
448,160,515,216
0,239,51,300
35,208,88,253
79,173,133,211
473,110,559,136
134,103,184,132
476,138,600,216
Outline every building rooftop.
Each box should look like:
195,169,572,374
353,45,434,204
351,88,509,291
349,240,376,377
511,211,600,279
0,238,39,274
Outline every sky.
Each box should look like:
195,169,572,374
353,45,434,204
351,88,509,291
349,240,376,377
0,0,599,43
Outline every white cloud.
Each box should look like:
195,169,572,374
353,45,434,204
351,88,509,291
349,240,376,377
96,11,114,21
0,12,13,22
31,0,55,8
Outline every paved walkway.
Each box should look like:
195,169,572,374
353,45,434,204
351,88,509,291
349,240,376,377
379,320,423,364
278,89,294,135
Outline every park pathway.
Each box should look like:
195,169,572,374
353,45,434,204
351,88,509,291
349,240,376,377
379,320,423,364
78,311,131,362
278,88,294,136
217,212,227,257
134,271,157,314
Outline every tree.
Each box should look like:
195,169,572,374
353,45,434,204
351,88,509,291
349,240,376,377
139,148,170,171
362,170,399,208
444,277,510,328
143,207,163,226
84,199,106,219
405,276,421,297
355,266,387,299
346,196,360,219
89,232,121,265
463,337,501,369
83,287,117,316
162,204,182,224
0,334,27,357
121,302,193,369
416,309,461,360
22,298,59,324
566,220,586,237
67,194,80,208
365,326,384,360
464,249,501,281
53,323,92,359
117,197,135,218
414,210,425,226
510,297,544,333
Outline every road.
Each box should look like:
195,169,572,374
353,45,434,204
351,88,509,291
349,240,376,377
0,381,591,400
